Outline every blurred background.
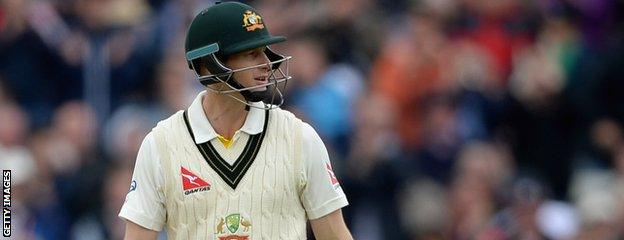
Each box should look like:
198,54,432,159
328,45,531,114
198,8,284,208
1,0,624,239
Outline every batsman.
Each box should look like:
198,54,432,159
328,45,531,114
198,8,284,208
118,1,352,239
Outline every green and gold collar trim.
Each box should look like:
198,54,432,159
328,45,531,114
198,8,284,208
183,109,269,189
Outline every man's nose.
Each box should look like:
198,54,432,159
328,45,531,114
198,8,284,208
260,53,271,71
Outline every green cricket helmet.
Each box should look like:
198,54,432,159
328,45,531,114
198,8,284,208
184,1,291,107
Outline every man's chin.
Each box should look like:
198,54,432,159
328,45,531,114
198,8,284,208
244,89,270,102
250,87,268,92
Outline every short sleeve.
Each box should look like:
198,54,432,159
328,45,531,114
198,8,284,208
300,123,349,220
118,132,166,231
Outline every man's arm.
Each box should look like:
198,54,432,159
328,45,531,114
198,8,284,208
124,220,159,240
310,209,353,240
119,133,166,237
300,123,351,239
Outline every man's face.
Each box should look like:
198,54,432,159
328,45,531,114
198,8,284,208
225,46,270,92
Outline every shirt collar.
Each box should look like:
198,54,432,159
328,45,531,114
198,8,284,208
187,91,266,144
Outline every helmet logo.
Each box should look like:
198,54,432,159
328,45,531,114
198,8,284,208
242,10,264,31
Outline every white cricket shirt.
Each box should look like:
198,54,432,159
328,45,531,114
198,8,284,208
119,91,348,234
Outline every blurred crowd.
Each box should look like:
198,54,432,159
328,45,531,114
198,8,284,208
1,0,624,239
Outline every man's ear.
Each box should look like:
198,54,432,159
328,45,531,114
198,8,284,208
189,58,204,75
195,58,214,76
200,55,231,76
198,65,210,76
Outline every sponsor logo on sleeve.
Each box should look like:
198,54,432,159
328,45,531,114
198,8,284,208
129,180,137,192
326,163,340,188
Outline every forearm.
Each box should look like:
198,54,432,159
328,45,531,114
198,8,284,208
124,220,159,240
310,209,353,240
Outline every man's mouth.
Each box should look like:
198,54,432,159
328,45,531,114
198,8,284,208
254,76,268,82
249,75,269,92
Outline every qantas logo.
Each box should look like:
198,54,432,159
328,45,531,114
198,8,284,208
182,173,201,187
326,163,339,186
181,167,211,195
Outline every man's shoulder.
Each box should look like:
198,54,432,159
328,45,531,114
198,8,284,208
153,110,185,129
268,106,301,123
267,107,323,141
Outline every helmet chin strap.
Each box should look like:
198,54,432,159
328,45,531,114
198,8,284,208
227,79,269,103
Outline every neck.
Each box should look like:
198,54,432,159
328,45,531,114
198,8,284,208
202,91,248,139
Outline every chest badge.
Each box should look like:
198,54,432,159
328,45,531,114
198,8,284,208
216,213,251,239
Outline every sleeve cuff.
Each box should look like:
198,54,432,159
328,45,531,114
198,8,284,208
306,196,349,220
118,206,164,232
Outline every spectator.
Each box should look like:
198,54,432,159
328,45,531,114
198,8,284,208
343,94,404,239
287,36,365,156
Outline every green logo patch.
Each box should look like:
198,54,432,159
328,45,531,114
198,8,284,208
226,214,241,233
